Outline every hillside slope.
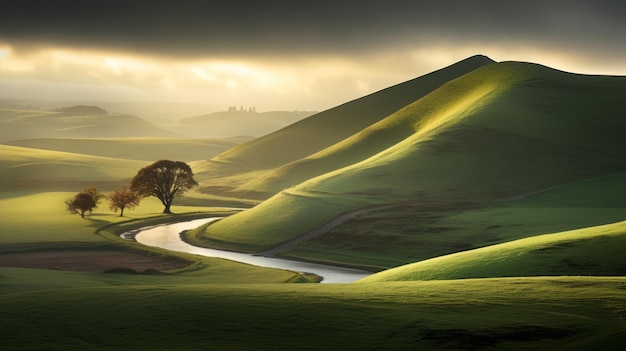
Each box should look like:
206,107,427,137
0,108,179,141
357,220,626,282
2,137,250,162
196,61,626,256
0,144,147,191
194,55,494,189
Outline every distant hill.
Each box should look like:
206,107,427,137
0,107,180,141
194,58,626,268
2,136,252,162
173,109,316,138
0,144,146,191
54,105,107,115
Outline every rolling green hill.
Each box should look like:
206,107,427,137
357,219,626,282
0,144,146,191
193,60,626,264
288,171,626,269
2,136,250,162
194,55,494,194
0,107,179,141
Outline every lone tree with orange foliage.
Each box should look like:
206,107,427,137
108,187,141,216
130,160,198,214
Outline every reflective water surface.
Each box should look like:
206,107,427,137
131,218,372,283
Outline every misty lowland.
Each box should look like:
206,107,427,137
3,55,626,350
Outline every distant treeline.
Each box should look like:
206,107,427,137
227,106,257,113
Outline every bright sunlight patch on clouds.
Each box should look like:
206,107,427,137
1,43,625,110
0,46,401,109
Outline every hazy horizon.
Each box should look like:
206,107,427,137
1,1,625,112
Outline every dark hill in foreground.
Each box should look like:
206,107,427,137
192,59,626,271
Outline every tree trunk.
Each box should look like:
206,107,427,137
163,203,172,214
120,207,125,217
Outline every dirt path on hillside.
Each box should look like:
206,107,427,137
256,204,397,257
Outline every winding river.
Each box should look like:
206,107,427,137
127,218,372,283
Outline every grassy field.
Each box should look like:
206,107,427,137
2,136,250,162
1,277,625,350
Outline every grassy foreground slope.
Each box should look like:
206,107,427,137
2,278,625,350
196,61,626,255
194,55,494,191
358,220,626,282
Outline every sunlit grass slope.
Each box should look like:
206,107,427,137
0,108,179,141
358,220,626,282
291,172,626,269
194,55,494,187
199,61,626,255
2,278,626,350
2,136,248,162
0,144,148,191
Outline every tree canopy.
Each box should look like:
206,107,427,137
65,192,97,218
108,187,141,217
130,160,197,214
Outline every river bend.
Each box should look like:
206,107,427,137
127,218,372,283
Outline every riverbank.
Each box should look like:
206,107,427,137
132,218,371,283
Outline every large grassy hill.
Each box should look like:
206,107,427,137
0,107,179,141
193,60,626,265
194,55,494,194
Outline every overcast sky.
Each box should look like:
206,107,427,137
1,0,625,111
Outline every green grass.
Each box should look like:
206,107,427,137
358,219,626,282
0,144,147,191
285,172,626,269
0,190,235,246
0,191,308,293
1,277,625,350
2,137,246,162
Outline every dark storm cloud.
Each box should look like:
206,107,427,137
1,0,625,58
